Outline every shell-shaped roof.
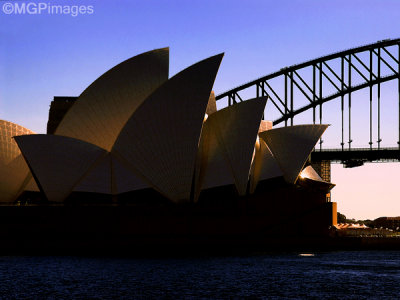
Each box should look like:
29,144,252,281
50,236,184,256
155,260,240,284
55,48,169,151
24,176,39,192
206,91,217,115
259,124,328,184
300,165,323,181
0,120,37,202
112,53,224,202
73,152,150,195
111,153,149,194
194,120,235,197
250,137,283,193
0,120,34,163
298,165,335,192
73,153,112,194
15,134,108,202
196,97,267,196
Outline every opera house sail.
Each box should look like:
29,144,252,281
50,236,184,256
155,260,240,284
259,125,329,184
0,48,338,252
55,48,169,152
0,120,38,203
112,53,224,202
14,134,109,203
195,97,268,199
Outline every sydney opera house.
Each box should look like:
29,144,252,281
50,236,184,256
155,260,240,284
0,48,336,252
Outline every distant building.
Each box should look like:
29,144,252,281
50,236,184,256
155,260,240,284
47,96,77,134
334,223,399,237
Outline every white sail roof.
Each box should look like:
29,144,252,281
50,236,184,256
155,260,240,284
195,120,235,196
299,165,323,181
259,124,328,184
0,120,38,202
196,97,267,196
298,165,335,192
73,153,112,194
55,48,169,151
112,53,224,202
111,153,149,194
250,137,283,193
73,152,150,195
206,91,217,115
15,134,108,202
24,175,39,192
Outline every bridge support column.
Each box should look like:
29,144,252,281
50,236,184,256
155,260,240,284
311,160,331,182
310,160,332,202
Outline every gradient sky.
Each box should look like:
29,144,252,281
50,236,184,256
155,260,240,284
1,0,400,219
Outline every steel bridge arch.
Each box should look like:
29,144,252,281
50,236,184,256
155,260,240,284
216,39,400,150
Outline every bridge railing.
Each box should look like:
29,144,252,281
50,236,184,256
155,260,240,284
313,147,400,152
311,147,400,166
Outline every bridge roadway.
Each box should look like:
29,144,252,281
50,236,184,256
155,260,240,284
311,147,400,167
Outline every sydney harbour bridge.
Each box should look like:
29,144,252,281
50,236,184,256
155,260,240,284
216,39,400,176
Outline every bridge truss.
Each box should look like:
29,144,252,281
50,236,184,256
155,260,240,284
216,39,400,165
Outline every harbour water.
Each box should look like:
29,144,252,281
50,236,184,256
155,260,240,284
0,251,399,299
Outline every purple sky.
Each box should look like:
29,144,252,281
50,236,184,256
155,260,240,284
1,0,400,219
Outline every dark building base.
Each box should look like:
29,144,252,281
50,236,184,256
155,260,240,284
4,180,339,255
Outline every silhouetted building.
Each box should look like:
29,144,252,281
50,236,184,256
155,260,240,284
1,48,337,246
47,96,77,134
